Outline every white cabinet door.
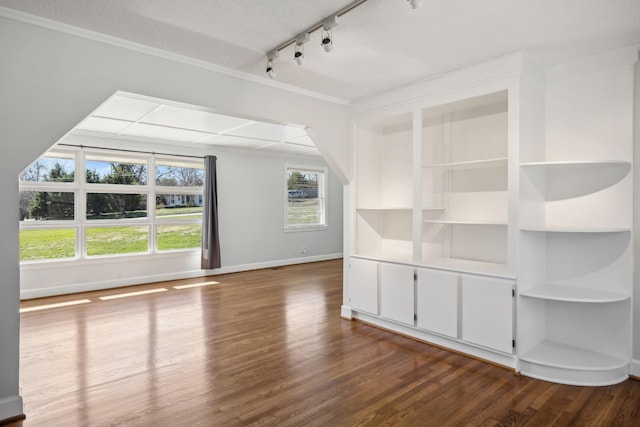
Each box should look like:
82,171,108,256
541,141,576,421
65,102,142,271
380,262,415,325
461,275,514,354
349,258,378,315
416,268,459,338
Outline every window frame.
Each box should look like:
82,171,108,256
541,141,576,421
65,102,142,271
284,164,328,232
19,146,204,263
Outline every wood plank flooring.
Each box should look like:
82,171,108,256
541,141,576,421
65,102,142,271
8,259,640,426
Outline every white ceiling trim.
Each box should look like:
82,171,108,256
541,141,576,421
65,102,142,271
0,6,350,106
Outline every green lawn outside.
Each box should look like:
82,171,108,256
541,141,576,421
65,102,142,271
287,199,321,225
86,226,149,256
20,228,76,261
157,224,202,250
20,224,201,260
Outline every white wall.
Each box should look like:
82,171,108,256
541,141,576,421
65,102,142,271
0,13,349,421
20,135,343,298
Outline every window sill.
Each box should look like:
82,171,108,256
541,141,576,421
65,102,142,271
284,225,328,233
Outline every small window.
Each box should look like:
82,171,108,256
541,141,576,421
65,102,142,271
86,226,149,256
156,193,203,220
156,160,204,187
86,155,147,185
20,152,75,183
20,228,76,261
285,166,327,229
19,191,75,221
157,224,202,251
86,193,147,220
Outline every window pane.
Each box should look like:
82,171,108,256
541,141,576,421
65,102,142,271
286,168,325,227
86,226,149,256
20,228,76,261
287,170,319,198
87,193,147,220
157,224,202,251
287,198,323,226
20,154,75,183
156,164,204,187
19,191,75,221
85,156,147,185
156,194,203,220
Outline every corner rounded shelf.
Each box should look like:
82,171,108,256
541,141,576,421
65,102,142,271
427,219,507,226
519,283,630,303
520,160,631,201
520,226,630,233
423,157,507,170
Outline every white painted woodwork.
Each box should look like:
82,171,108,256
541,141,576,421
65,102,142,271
349,258,379,315
461,275,514,354
516,51,635,385
379,263,415,326
416,268,458,338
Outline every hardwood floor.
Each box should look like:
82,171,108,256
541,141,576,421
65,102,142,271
8,259,640,426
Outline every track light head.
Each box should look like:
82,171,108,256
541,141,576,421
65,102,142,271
321,29,333,52
266,50,279,79
320,15,338,53
293,33,309,66
265,60,275,79
294,45,304,65
406,0,422,9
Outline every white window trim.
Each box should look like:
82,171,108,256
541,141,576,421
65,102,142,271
19,147,204,263
284,164,328,232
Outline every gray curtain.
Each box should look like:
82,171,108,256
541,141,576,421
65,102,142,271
201,155,221,269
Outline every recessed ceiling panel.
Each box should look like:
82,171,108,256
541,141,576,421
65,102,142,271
260,142,320,156
142,105,254,134
284,135,315,146
197,134,263,147
76,117,133,134
121,123,210,142
92,96,160,121
229,122,307,142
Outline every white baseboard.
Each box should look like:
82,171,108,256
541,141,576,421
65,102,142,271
631,359,640,377
0,395,24,423
20,253,343,299
341,305,352,319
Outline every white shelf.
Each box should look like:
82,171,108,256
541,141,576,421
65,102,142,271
520,225,630,233
426,219,507,226
423,157,507,170
422,206,446,211
422,257,513,279
519,283,630,303
353,252,414,264
520,160,631,171
357,206,413,211
520,340,628,371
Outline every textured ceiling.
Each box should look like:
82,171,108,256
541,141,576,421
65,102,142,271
1,0,639,101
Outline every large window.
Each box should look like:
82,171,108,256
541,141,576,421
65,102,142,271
285,166,327,230
19,148,204,262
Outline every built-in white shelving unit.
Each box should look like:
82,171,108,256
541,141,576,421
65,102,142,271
349,87,518,368
517,68,633,384
347,51,635,386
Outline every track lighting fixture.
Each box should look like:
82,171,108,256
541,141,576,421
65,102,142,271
294,44,304,65
321,16,339,53
266,60,275,79
294,33,310,65
265,50,279,79
406,0,422,9
321,29,333,52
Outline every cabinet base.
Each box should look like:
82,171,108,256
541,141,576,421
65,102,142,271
519,360,628,386
350,309,516,370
